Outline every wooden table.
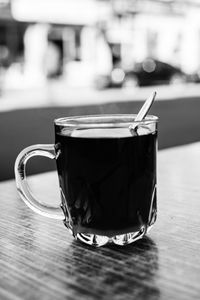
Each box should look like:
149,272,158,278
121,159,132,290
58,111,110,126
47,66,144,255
0,143,200,300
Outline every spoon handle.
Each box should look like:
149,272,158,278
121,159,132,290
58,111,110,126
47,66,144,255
134,91,156,122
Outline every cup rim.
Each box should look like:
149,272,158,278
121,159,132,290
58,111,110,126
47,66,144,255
54,114,158,128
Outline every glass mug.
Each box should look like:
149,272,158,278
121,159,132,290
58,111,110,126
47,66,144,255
15,114,158,247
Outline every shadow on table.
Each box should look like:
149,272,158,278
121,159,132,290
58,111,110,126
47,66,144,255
1,95,200,181
67,236,160,299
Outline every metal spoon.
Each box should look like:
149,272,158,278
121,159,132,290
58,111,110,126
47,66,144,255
129,91,157,135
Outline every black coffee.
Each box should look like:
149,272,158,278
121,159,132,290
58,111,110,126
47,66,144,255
55,128,157,237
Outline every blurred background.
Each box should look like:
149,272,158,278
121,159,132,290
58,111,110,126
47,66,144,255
1,0,200,180
1,0,200,103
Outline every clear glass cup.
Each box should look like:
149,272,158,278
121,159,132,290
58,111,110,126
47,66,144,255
15,114,158,247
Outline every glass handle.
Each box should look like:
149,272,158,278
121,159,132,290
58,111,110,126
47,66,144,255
14,144,64,220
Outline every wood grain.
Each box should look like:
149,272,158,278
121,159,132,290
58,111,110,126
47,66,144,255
0,143,200,299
